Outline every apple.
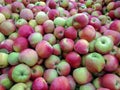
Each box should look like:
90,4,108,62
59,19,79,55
32,77,48,90
93,77,102,89
43,69,58,84
116,48,120,61
85,52,105,73
0,32,5,43
73,67,92,85
19,49,38,67
0,74,13,89
56,60,71,76
74,39,89,54
65,51,81,68
114,7,120,18
79,25,96,42
13,37,28,52
60,38,74,53
47,9,59,20
47,0,57,9
31,65,44,80
11,64,31,83
106,2,115,11
0,19,16,36
97,87,110,90
50,76,70,90
11,13,19,22
79,83,96,90
15,18,27,28
53,44,61,56
89,40,96,53
0,84,6,90
35,40,53,58
0,53,8,68
59,0,69,8
0,13,6,24
109,20,120,32
34,25,44,35
45,55,60,69
8,52,19,65
95,36,113,54
28,19,37,28
101,74,120,90
10,83,28,90
54,17,66,26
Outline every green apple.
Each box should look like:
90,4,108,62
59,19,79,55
79,83,95,90
0,13,6,24
0,52,8,68
0,32,5,43
29,19,37,28
10,83,28,90
54,17,66,26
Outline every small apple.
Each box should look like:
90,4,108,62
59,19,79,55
0,84,6,90
15,18,27,28
79,83,96,90
54,17,66,26
0,13,6,24
109,20,120,32
34,25,44,35
10,83,28,90
53,44,61,56
0,53,8,68
0,32,5,43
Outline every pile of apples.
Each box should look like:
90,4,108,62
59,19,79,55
0,0,120,90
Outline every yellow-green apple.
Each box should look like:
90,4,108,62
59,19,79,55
109,20,120,32
0,19,16,36
95,36,113,54
43,69,58,84
43,20,55,33
93,77,102,89
45,55,60,69
73,67,93,85
0,13,6,24
65,51,81,68
25,80,32,90
28,19,37,28
89,40,96,53
92,3,102,11
47,9,59,20
92,11,102,17
11,64,31,83
0,32,5,43
54,26,65,39
97,87,110,90
67,75,76,90
79,83,96,90
59,0,69,8
56,60,71,76
0,7,11,19
31,65,44,80
0,53,8,68
79,25,96,42
104,54,119,72
60,38,74,53
54,17,66,26
0,74,13,89
35,11,49,25
11,13,19,22
28,32,43,48
73,13,89,29
74,39,89,54
85,52,105,73
20,8,33,21
0,39,14,53
15,18,27,28
43,34,56,45
19,49,38,67
0,84,6,90
106,2,115,11
10,83,28,90
101,74,120,90
32,77,48,90
18,24,34,38
103,30,120,45
35,40,53,58
35,25,44,35
50,76,70,90
53,44,61,56
13,37,28,52
8,52,19,65
64,26,77,40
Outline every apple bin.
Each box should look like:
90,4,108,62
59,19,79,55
0,0,120,90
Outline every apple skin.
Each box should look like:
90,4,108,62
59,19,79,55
116,48,120,61
59,0,69,8
0,32,5,43
95,36,114,54
109,20,120,32
73,67,93,85
114,7,120,18
43,69,58,84
12,64,31,83
54,17,66,27
45,55,60,69
18,24,34,38
79,25,96,42
32,77,48,90
74,39,89,54
97,87,110,90
0,39,14,53
47,0,57,9
35,25,44,35
28,19,37,28
43,34,56,45
20,8,33,21
0,19,16,36
56,60,71,76
93,77,102,89
35,40,53,59
64,26,77,40
65,51,81,68
10,83,28,90
103,30,120,45
103,54,119,72
0,13,6,24
67,75,76,90
85,52,105,73
8,52,19,65
43,20,55,33
28,32,43,48
31,65,44,80
101,74,120,90
47,9,59,20
73,13,89,29
19,49,38,67
15,18,27,28
50,76,70,90
54,26,65,39
0,84,6,90
60,38,74,53
0,53,8,68
35,11,49,25
0,74,13,89
13,37,28,52
79,83,96,90
53,44,61,56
